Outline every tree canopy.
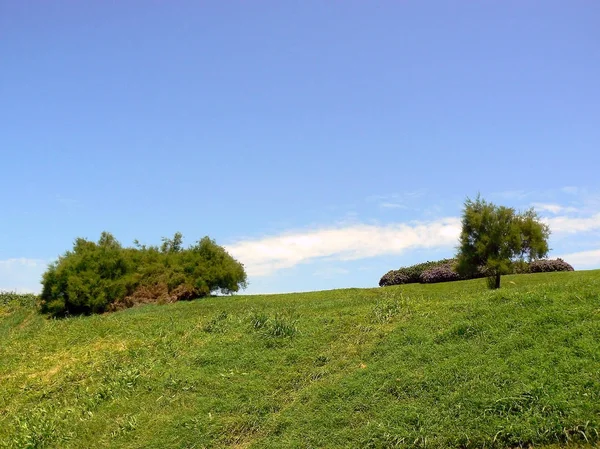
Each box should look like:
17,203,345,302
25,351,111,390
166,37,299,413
456,196,550,289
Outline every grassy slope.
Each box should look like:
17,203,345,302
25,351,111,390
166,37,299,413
1,271,599,449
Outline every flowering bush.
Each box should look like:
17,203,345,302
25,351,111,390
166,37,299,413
379,259,457,287
379,270,410,287
529,258,574,273
420,264,460,283
379,257,573,288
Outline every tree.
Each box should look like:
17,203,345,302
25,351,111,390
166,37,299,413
456,195,550,289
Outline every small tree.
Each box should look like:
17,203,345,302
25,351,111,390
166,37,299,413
456,195,550,289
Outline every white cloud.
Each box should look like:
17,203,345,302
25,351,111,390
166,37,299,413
225,217,461,277
226,202,600,279
556,248,600,269
0,258,46,294
532,203,578,215
546,213,600,234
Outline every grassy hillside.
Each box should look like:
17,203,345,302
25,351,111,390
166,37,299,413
1,271,599,448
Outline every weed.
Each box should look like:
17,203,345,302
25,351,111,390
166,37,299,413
8,407,70,449
110,414,138,438
371,294,404,323
266,312,298,338
247,310,299,339
202,311,228,333
313,355,330,367
248,310,269,330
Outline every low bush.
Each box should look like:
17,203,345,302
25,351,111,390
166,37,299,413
529,258,574,273
378,270,410,287
40,232,247,317
420,263,460,283
380,257,574,287
379,259,456,287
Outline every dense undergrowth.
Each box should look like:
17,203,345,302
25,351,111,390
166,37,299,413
1,270,599,448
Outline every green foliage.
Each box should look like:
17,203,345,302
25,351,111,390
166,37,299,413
0,292,38,308
2,271,599,448
40,232,247,316
456,195,550,289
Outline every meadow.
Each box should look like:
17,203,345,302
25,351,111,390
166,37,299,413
1,270,599,448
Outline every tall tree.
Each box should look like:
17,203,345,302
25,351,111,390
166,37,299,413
456,195,550,289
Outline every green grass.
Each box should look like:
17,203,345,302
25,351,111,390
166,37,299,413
1,271,599,448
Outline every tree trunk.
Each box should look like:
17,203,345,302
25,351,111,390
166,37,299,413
495,273,501,289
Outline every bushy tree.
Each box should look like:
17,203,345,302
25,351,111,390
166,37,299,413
456,196,550,289
40,232,247,316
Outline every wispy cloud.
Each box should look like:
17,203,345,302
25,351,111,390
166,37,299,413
556,248,600,269
379,202,407,209
0,258,44,269
226,218,461,277
367,190,427,210
532,203,578,215
546,213,600,234
227,195,600,279
0,258,47,293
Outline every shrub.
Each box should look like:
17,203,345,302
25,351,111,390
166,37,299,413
379,257,575,289
529,258,574,273
379,259,457,287
40,232,247,316
379,270,410,287
420,264,460,284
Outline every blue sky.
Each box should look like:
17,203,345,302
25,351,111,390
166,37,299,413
1,1,599,294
